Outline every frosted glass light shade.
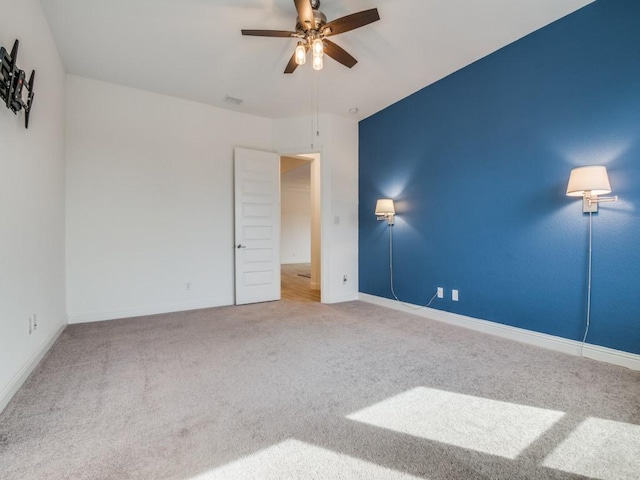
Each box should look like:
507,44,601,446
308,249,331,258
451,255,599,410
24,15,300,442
312,52,323,71
312,38,324,57
295,43,306,65
375,199,395,215
566,166,612,196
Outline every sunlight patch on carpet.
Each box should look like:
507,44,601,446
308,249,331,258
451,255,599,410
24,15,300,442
543,417,640,479
188,439,422,479
346,387,564,459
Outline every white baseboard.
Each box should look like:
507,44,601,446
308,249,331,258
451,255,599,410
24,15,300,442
359,293,640,371
67,299,229,324
0,324,65,414
323,292,360,304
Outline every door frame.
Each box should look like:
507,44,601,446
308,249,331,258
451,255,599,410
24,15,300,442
278,148,325,303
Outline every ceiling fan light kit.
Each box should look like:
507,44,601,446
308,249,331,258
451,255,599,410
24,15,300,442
312,51,323,70
242,0,380,74
312,37,324,56
295,42,307,65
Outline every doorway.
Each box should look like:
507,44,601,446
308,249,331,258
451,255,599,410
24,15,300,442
280,153,321,302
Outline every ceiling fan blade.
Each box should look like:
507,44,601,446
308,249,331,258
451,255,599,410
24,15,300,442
323,40,357,68
323,8,380,37
284,51,300,74
294,0,314,31
241,29,297,37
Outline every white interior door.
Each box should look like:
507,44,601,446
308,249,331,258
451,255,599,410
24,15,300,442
234,148,281,305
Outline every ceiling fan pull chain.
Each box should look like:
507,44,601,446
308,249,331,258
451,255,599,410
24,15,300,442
316,73,320,139
311,72,315,149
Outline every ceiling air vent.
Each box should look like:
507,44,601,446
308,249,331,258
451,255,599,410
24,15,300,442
224,95,243,106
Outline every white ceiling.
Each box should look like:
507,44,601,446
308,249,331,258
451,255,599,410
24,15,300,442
38,0,593,121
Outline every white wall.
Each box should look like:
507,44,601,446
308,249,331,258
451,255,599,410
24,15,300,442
0,0,67,411
273,115,359,303
325,115,360,301
66,76,272,323
303,153,322,290
281,165,311,264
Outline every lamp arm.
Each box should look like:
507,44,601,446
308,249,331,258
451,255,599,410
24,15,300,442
376,213,394,225
587,195,618,205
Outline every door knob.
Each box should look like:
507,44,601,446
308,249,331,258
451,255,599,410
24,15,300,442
237,244,247,249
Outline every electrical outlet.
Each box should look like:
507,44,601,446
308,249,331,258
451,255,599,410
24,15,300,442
452,289,459,301
28,316,32,335
343,274,347,284
33,314,37,331
437,287,444,299
185,282,191,291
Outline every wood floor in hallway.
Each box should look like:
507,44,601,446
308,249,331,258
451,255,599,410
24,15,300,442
281,263,320,303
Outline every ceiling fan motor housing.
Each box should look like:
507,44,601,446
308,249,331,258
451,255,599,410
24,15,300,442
296,9,327,34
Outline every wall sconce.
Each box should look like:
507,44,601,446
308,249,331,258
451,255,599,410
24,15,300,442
566,166,619,353
375,198,395,225
566,165,618,213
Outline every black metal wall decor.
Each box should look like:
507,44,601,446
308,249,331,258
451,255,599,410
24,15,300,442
0,40,35,129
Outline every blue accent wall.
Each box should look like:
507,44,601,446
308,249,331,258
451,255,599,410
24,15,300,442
359,0,640,354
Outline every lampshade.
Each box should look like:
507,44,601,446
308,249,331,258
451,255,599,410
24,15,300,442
566,166,612,197
375,198,395,215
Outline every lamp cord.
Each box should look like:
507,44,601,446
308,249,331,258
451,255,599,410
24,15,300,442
582,211,593,355
388,225,438,310
389,223,400,302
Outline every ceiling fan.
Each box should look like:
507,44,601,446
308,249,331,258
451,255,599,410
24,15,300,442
242,0,380,73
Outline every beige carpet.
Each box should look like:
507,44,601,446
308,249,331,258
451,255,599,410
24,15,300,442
1,300,639,479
